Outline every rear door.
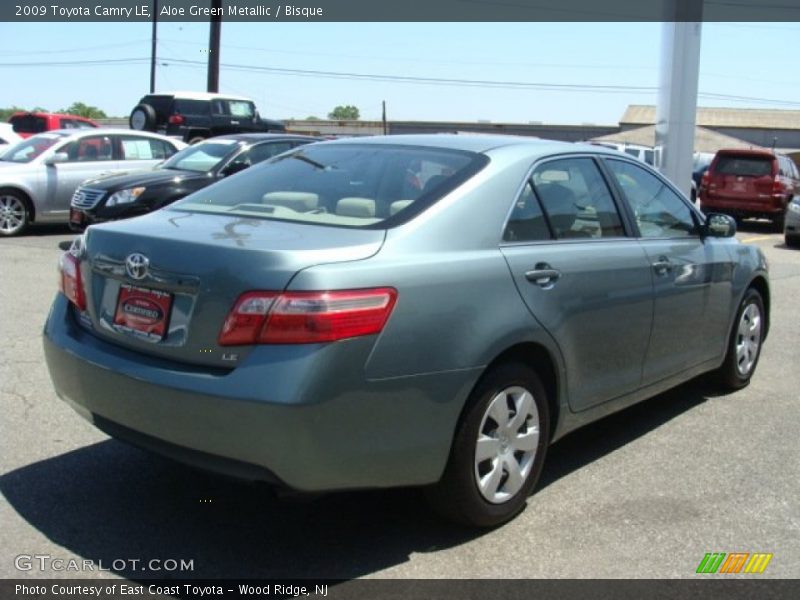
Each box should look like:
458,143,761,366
604,158,734,383
116,134,176,171
501,155,653,411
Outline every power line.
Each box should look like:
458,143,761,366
2,55,800,108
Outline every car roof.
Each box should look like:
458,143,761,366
322,133,577,155
144,91,254,102
10,111,95,121
42,128,177,140
715,148,777,158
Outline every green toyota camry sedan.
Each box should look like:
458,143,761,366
44,135,770,527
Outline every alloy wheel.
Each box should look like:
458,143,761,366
0,195,26,235
735,302,762,377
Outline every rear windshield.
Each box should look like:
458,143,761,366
10,115,47,134
160,140,238,172
714,155,774,177
173,144,487,228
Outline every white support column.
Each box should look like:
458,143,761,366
655,7,703,199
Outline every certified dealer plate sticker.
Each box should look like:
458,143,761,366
113,284,173,341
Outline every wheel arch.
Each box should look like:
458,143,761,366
474,342,562,441
748,275,770,339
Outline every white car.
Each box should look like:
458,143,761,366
0,129,186,235
0,123,22,147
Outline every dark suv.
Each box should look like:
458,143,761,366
699,148,800,229
129,92,286,144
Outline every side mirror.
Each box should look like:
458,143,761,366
704,213,737,238
45,152,69,165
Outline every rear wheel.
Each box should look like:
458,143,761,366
786,234,800,248
712,288,765,390
0,190,30,236
426,363,550,527
773,210,786,233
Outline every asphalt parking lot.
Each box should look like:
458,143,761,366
0,221,798,580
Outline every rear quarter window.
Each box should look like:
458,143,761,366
173,99,210,116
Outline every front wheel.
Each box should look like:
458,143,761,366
0,190,30,236
426,363,550,527
712,288,765,390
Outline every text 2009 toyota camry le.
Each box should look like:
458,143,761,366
44,135,769,526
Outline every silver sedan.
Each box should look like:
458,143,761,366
0,129,185,235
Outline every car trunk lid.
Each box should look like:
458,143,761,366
77,210,385,367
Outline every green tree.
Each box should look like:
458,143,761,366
0,106,28,120
327,105,360,120
305,115,321,120
59,102,107,119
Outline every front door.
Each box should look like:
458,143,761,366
43,134,118,218
603,158,734,384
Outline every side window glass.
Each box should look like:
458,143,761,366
531,157,625,239
503,181,551,243
606,159,697,238
63,136,113,162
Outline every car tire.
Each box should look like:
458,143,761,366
426,362,550,528
129,104,157,131
712,288,765,391
786,234,800,248
773,210,786,233
0,189,31,236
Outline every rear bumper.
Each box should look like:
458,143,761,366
43,294,478,491
701,194,786,217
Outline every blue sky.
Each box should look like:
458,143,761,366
1,21,799,123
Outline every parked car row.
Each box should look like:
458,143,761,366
43,134,770,527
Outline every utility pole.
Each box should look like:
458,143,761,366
382,100,387,135
149,0,158,93
207,0,222,93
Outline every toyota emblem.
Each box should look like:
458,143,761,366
125,253,150,280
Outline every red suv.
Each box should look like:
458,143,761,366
9,112,98,138
699,148,800,229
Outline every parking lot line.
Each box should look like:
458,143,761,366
741,235,775,244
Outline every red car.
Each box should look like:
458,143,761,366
699,148,800,229
9,111,98,138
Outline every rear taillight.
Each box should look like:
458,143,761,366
219,288,398,346
58,252,86,311
168,114,184,125
772,178,786,195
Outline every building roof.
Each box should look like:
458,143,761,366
620,105,800,130
592,125,765,153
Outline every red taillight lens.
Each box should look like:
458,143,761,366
218,292,278,346
218,288,398,346
58,252,86,311
772,178,786,194
168,114,184,125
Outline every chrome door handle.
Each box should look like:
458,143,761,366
525,265,561,287
652,256,672,275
